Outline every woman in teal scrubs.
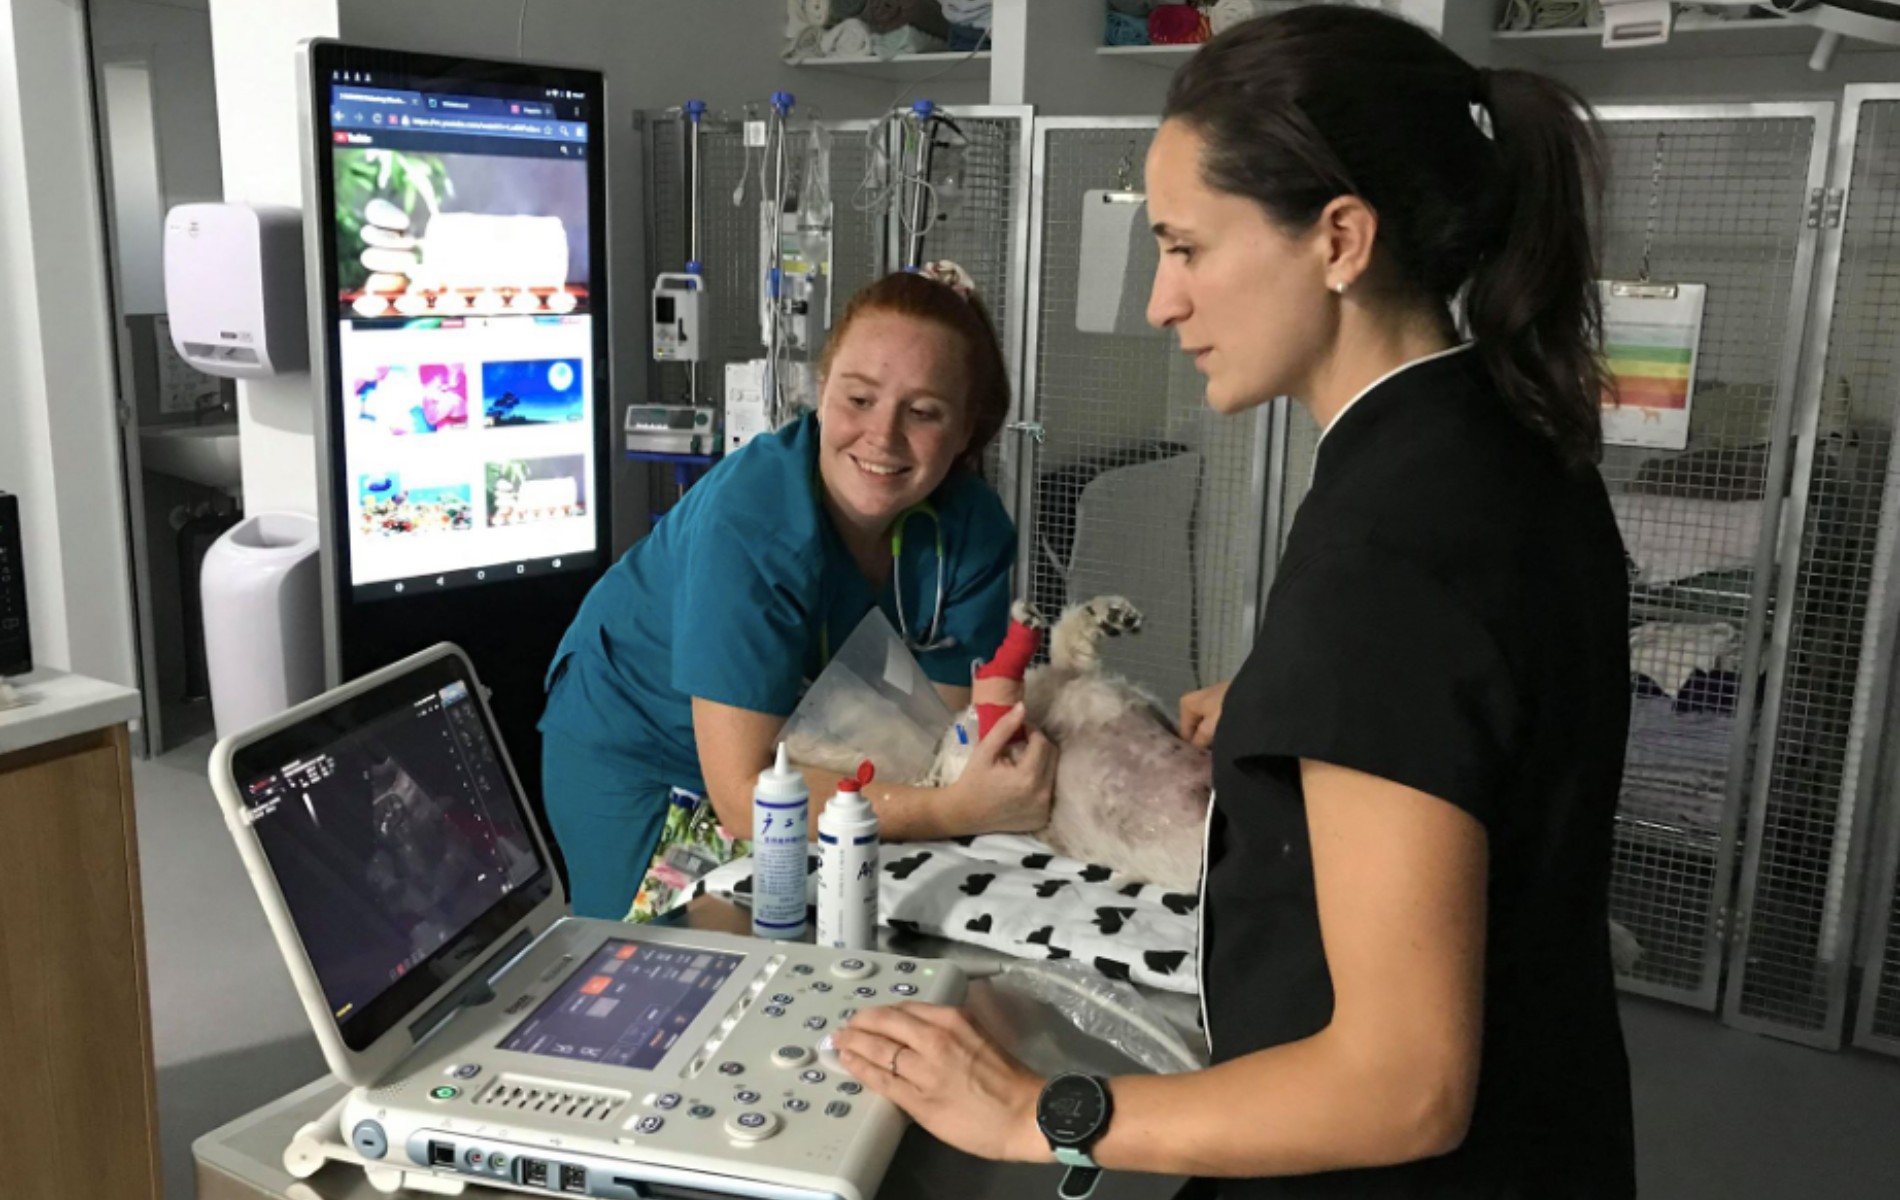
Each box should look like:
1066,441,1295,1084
541,269,1057,919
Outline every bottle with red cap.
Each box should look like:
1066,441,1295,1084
816,761,879,950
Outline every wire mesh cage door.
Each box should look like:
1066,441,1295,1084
1019,119,1273,708
1721,87,1900,1054
868,106,1034,512
1594,105,1832,1013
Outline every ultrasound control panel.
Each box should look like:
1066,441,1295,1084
340,923,965,1200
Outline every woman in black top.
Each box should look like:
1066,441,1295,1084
833,8,1636,1197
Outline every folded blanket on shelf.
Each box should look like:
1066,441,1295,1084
1497,0,1594,30
798,0,868,26
942,0,992,28
1106,9,1152,45
1149,4,1212,44
820,17,874,56
1210,0,1297,35
864,0,951,39
875,25,949,56
783,24,825,61
949,22,990,51
689,834,1201,994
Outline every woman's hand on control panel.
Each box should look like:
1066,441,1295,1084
832,1002,1048,1163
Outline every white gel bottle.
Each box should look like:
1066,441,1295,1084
817,762,879,950
751,743,810,940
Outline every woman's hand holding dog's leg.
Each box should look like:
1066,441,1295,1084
948,704,1057,834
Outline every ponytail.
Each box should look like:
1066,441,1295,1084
1165,7,1610,468
1464,69,1608,468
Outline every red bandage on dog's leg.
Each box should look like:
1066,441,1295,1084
972,617,1042,741
974,619,1041,683
975,702,1015,742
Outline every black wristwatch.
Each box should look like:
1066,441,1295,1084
1036,1073,1114,1200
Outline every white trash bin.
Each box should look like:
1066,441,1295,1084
201,512,324,739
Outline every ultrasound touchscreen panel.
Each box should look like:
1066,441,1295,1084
501,940,744,1070
232,663,545,1045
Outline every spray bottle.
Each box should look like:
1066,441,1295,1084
817,762,879,950
751,743,809,940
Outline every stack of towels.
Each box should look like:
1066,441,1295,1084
787,0,991,61
1106,1,1322,48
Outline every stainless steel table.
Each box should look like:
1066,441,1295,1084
193,899,1192,1200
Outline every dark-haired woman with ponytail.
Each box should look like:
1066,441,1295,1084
832,8,1636,1197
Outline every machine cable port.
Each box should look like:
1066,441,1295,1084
561,1163,589,1193
428,1141,456,1168
522,1158,550,1188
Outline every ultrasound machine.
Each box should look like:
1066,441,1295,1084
210,643,964,1199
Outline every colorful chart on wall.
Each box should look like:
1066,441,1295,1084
1600,281,1706,451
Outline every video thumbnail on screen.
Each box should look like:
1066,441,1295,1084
357,473,476,537
334,148,591,321
482,358,585,427
485,456,586,527
353,363,469,434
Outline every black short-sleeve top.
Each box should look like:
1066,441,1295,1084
1198,345,1636,1198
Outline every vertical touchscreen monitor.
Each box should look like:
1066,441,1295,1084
307,44,608,602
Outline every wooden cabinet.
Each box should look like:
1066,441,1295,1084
0,722,162,1200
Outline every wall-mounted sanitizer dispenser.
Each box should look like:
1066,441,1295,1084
164,202,309,378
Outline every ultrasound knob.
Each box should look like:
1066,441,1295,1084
772,1043,815,1069
726,1110,782,1142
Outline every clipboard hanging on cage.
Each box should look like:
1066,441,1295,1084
1076,139,1166,337
1599,132,1705,452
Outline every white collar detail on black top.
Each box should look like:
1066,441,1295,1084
1314,341,1477,452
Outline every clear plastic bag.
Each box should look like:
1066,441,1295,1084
988,959,1207,1076
780,609,954,785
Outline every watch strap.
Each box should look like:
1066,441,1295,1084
1057,1164,1103,1200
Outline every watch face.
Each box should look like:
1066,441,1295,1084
1039,1075,1109,1145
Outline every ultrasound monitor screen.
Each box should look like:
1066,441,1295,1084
231,657,547,1048
501,940,744,1070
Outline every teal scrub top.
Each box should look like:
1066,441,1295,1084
541,411,1016,797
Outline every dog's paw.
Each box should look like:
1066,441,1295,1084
1084,595,1143,638
1011,599,1049,630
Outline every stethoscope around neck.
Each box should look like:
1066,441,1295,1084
889,502,954,653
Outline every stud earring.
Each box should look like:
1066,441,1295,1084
1330,281,1347,295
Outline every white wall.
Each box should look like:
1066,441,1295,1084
0,0,139,687
208,0,339,520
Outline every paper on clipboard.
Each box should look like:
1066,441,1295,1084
1600,281,1705,451
1076,189,1166,337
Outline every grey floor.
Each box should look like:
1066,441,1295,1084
134,737,1900,1200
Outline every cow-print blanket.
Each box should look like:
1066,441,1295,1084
688,834,1200,994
